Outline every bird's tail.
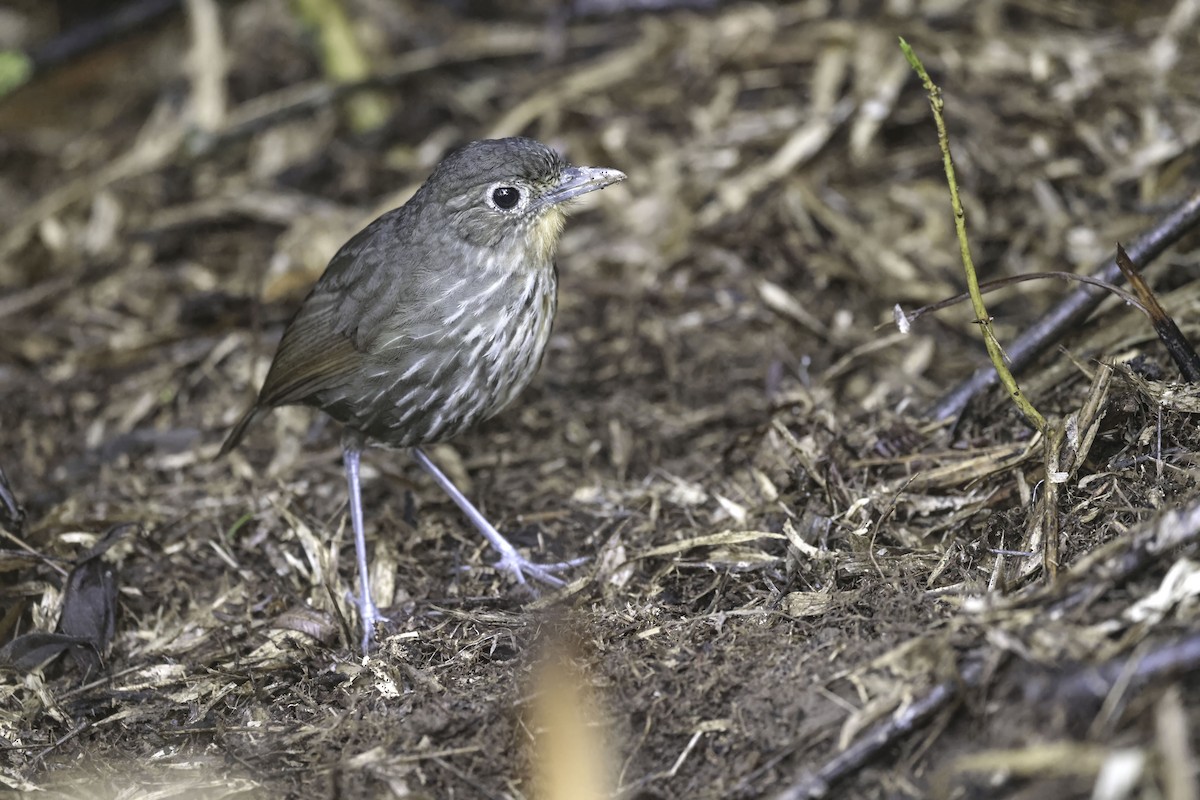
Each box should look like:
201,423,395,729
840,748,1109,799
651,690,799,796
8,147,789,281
216,405,266,460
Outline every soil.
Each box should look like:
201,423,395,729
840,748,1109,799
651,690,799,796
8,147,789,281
3,1,1200,798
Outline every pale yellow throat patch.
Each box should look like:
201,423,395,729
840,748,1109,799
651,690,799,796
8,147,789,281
530,206,567,265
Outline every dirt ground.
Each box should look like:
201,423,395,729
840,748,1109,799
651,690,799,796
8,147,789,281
4,1,1200,798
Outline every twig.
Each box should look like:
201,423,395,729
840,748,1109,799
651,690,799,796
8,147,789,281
1031,632,1200,707
894,271,1148,329
0,104,187,260
773,657,989,799
29,721,91,770
925,188,1200,422
899,38,1045,432
173,27,607,155
1114,243,1200,382
0,0,182,98
0,465,26,533
184,0,227,132
1041,493,1200,616
1040,427,1063,578
291,0,390,133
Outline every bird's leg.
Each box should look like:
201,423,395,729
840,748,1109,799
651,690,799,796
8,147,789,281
343,443,388,653
411,447,585,591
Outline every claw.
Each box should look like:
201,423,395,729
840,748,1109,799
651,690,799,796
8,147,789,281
412,447,588,597
347,589,390,654
490,540,589,592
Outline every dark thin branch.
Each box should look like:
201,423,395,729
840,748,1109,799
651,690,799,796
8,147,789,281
1032,633,1200,707
926,189,1200,422
29,0,182,74
1114,242,1200,382
894,271,1147,329
773,657,989,800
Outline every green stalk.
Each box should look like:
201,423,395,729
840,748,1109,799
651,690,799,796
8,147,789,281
899,38,1045,433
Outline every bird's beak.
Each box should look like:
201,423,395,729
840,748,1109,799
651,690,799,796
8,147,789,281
538,166,626,209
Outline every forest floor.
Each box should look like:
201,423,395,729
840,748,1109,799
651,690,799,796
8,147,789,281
3,1,1200,798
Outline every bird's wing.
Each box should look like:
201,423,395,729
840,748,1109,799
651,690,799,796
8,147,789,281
326,207,426,349
256,208,423,407
254,295,363,408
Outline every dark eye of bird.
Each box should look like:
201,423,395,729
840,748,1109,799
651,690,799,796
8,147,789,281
491,186,521,209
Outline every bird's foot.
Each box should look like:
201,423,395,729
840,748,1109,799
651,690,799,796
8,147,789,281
490,537,588,594
409,448,589,595
347,590,390,655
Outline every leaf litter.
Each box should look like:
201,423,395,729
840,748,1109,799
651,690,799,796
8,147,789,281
2,1,1200,798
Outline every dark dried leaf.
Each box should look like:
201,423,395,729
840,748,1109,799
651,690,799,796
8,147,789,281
55,524,130,678
0,631,94,672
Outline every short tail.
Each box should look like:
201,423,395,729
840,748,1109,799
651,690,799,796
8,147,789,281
216,405,267,460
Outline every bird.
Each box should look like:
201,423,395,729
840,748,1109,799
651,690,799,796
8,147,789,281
218,137,626,652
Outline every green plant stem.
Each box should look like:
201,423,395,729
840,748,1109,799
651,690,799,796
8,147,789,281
291,0,390,134
899,38,1046,433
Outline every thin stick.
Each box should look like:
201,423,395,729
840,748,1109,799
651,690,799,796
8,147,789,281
925,188,1200,421
899,38,1045,432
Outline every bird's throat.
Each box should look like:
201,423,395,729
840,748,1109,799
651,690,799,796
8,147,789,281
529,206,568,266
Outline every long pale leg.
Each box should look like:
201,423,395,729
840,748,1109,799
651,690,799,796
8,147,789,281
343,444,386,653
411,447,585,590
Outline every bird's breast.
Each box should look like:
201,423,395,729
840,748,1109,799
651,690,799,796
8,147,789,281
336,255,558,447
472,256,558,416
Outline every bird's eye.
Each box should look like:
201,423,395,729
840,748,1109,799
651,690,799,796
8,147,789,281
491,186,521,210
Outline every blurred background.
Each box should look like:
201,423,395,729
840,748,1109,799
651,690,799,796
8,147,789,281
2,1,1199,798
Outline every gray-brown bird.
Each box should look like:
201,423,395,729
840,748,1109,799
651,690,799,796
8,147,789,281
219,137,625,651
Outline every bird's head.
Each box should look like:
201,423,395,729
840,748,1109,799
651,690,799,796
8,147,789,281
418,137,625,262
